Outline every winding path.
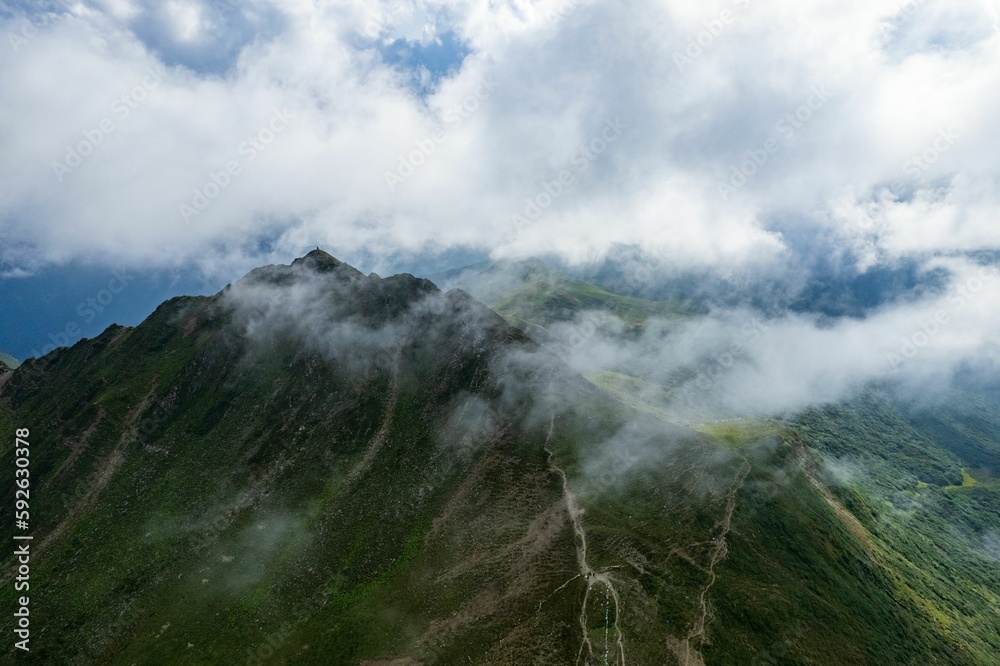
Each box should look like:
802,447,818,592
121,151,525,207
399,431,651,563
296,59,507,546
676,458,750,666
542,415,626,666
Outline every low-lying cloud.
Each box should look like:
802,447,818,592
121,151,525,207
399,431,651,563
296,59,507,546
551,257,1000,420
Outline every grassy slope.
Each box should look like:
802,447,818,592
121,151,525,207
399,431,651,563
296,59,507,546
551,392,968,665
795,390,1000,664
584,365,1000,664
0,283,585,664
464,265,1000,664
491,279,691,331
2,258,997,665
459,260,694,335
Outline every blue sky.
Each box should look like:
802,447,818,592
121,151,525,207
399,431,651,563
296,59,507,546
1,0,999,390
0,0,474,360
0,264,220,361
377,29,470,93
0,244,489,361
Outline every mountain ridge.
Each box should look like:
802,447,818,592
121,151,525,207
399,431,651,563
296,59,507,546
1,251,996,664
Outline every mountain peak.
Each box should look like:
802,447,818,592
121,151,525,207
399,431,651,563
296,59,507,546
235,248,368,289
291,248,351,273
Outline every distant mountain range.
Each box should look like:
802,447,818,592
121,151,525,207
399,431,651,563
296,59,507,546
438,250,956,320
1,250,997,664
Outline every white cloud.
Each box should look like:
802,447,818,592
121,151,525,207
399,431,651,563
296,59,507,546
550,257,1000,419
0,0,996,284
165,0,208,43
92,0,139,21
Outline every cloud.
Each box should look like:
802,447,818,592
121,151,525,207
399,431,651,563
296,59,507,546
1,0,999,423
546,256,1000,419
0,0,995,279
0,2,995,367
219,252,523,393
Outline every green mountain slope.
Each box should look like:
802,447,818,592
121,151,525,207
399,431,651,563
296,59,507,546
447,260,1000,663
1,252,586,664
1,251,993,664
435,259,697,337
794,389,1000,663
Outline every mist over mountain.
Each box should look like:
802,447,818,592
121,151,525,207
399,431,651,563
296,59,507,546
440,255,1000,422
2,1,1000,663
2,251,998,665
469,246,961,321
0,352,18,371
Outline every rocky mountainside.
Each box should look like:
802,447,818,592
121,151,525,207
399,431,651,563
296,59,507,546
1,251,993,665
